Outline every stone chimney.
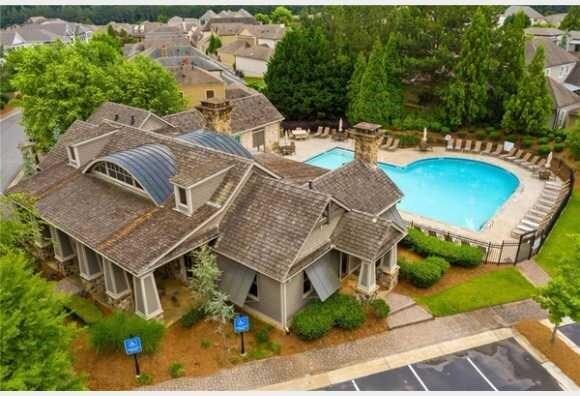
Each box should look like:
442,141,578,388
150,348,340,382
350,122,383,167
196,98,233,134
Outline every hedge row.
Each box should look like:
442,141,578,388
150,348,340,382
399,256,450,288
403,228,483,268
291,293,365,341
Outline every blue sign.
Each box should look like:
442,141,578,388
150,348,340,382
124,336,142,355
233,314,250,334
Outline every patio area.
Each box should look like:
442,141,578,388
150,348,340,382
156,278,197,326
285,137,549,244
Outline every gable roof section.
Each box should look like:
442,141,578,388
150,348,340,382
332,211,405,262
310,160,403,216
246,24,286,40
548,77,580,108
214,173,330,281
525,37,578,68
161,109,206,134
90,144,177,205
176,66,224,85
503,5,544,20
230,94,284,132
565,63,580,87
254,152,328,185
87,102,172,130
217,39,249,55
178,129,253,159
233,44,273,61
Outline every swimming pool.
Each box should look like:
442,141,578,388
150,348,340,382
306,148,519,231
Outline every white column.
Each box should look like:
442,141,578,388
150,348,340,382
76,242,103,280
102,259,130,299
133,273,163,319
382,244,398,273
356,259,378,295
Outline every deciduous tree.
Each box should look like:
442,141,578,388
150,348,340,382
534,237,580,343
502,46,552,135
206,34,222,55
0,251,84,390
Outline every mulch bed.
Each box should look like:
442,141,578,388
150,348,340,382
515,320,580,386
72,310,387,390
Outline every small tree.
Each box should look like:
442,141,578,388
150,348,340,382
271,6,294,26
502,46,552,135
206,34,222,55
0,193,41,258
0,251,84,390
534,237,580,343
560,6,580,31
189,246,234,325
255,13,271,24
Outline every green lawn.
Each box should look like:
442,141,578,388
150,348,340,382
244,77,266,91
535,191,580,277
417,268,537,316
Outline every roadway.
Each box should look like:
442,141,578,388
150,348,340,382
0,110,26,193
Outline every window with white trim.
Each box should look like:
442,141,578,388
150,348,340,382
67,146,79,166
91,161,143,191
178,187,188,206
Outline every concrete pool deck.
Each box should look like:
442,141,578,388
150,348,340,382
288,138,551,244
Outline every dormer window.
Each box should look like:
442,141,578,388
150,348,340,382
67,146,79,167
174,185,192,215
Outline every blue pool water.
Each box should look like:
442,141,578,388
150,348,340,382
306,148,519,231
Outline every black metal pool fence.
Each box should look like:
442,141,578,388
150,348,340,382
407,157,575,265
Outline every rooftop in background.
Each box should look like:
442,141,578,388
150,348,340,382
525,37,578,68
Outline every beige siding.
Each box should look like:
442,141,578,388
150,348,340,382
235,56,268,78
141,116,166,131
245,272,282,322
75,134,114,167
217,52,236,69
189,170,228,210
181,82,226,107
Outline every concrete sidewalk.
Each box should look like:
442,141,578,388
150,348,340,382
143,299,546,391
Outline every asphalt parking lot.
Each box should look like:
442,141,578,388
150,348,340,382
560,323,580,347
320,338,562,391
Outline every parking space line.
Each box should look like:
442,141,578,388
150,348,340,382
351,380,360,391
466,357,498,391
407,364,429,391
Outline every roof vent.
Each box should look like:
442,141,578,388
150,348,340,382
114,114,119,121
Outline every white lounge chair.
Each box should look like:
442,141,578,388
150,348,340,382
454,139,463,151
462,140,472,152
481,142,493,155
446,138,454,151
471,141,482,154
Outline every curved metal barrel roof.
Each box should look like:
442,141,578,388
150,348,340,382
178,129,253,159
99,144,177,205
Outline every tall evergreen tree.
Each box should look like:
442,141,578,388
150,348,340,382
352,35,403,125
346,53,367,122
560,6,580,31
0,251,84,390
502,46,552,135
265,26,351,120
489,11,527,122
444,8,494,127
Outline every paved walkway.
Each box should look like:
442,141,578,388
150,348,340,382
0,110,26,193
143,299,546,390
516,259,551,287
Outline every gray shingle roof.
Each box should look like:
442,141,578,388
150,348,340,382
503,5,544,20
332,211,404,261
230,94,284,132
214,173,330,281
233,44,273,61
254,152,328,185
87,102,152,128
525,37,578,68
524,27,563,37
548,77,580,108
310,160,403,216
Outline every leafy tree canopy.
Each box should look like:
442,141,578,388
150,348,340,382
7,32,184,151
0,251,84,390
206,34,222,55
560,6,580,31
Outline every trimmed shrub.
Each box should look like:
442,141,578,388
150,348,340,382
399,133,421,147
553,142,565,153
180,306,205,328
169,362,185,378
521,138,534,148
537,144,551,156
64,296,103,325
488,130,501,141
426,256,451,273
399,257,446,288
89,311,165,354
291,301,334,341
136,373,153,385
538,136,551,145
370,299,390,319
291,293,365,340
255,327,271,344
440,126,451,134
403,228,483,267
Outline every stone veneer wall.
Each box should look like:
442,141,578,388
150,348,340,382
81,275,106,302
107,289,134,312
196,100,233,134
352,132,380,166
58,257,80,277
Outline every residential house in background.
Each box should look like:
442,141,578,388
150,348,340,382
525,27,565,46
9,101,405,328
172,59,227,106
232,44,274,78
200,9,257,27
566,31,580,54
498,5,546,27
1,19,94,51
545,13,568,28
526,37,577,82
